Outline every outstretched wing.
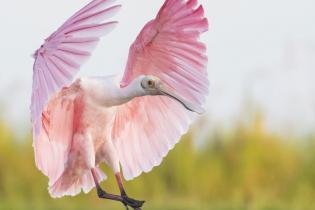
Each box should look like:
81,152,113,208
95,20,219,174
34,91,78,186
112,0,209,180
31,0,121,137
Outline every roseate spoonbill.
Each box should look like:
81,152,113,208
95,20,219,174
31,0,209,209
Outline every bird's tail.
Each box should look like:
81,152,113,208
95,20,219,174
48,167,106,198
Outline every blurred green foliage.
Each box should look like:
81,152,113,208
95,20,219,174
0,115,315,210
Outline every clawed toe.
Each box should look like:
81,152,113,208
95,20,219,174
122,195,145,209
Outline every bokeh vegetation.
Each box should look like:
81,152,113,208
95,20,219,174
0,114,315,210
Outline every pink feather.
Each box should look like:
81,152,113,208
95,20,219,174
114,0,209,180
31,0,120,197
31,0,121,137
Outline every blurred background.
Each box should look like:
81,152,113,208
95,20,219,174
0,0,315,209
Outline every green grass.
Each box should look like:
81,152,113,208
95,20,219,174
0,115,315,210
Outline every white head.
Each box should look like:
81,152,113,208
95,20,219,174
138,75,204,114
140,75,161,95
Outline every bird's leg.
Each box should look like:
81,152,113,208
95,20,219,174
115,172,145,209
91,169,123,202
91,169,143,210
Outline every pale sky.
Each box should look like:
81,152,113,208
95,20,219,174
0,0,314,135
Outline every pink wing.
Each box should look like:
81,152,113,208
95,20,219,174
31,0,121,137
34,88,107,196
113,0,209,180
34,92,77,186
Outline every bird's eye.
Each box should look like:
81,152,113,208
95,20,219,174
147,80,154,87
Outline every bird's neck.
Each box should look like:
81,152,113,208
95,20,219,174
114,77,147,105
80,76,146,107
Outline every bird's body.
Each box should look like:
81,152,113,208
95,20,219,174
31,0,209,209
37,75,142,196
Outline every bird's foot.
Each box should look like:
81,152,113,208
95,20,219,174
122,194,145,210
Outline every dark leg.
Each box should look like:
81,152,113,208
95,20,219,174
115,172,145,209
91,169,144,210
91,169,123,202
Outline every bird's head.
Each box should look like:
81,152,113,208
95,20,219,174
140,75,205,114
140,75,161,94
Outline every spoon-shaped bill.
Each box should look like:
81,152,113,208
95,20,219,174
157,84,205,115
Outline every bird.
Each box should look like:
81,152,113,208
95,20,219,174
31,0,209,209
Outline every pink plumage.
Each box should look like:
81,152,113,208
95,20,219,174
31,0,209,208
114,0,208,180
31,0,121,137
